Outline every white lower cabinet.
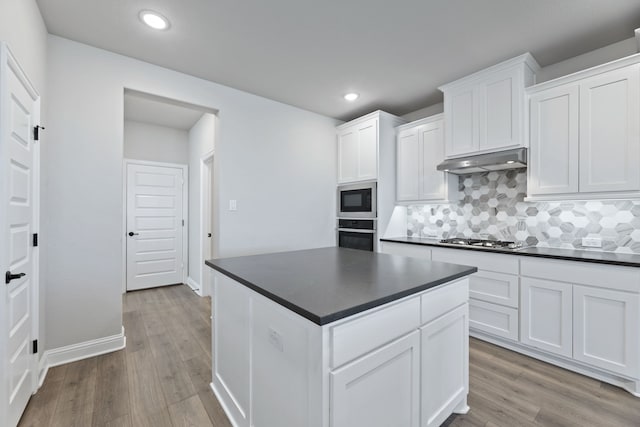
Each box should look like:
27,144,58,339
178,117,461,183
331,331,420,427
469,299,518,341
421,304,469,427
573,285,640,377
521,277,573,358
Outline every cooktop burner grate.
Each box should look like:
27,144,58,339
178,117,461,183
438,238,524,250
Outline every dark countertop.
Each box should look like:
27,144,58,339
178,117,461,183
381,237,640,267
205,247,477,326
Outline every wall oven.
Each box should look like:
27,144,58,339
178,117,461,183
337,182,376,219
337,219,376,252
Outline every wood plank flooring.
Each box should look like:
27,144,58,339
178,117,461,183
19,285,231,427
18,284,640,426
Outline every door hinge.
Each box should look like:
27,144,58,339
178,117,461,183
32,340,38,354
33,233,38,247
33,125,45,141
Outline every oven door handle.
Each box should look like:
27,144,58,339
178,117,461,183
337,228,376,233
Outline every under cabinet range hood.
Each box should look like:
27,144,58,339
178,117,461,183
436,148,527,174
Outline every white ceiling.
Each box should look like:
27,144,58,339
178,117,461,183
38,0,640,121
123,90,207,130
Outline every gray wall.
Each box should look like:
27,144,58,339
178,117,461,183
123,120,189,164
44,35,338,350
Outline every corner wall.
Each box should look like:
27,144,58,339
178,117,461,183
44,35,338,351
187,114,215,290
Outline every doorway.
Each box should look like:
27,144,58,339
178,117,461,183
125,160,187,291
200,153,214,295
122,89,217,294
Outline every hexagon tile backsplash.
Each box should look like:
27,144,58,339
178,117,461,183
407,168,640,253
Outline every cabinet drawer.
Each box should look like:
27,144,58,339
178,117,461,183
520,257,640,293
470,271,519,308
431,248,519,275
380,242,432,260
469,300,519,341
331,297,421,369
421,278,469,325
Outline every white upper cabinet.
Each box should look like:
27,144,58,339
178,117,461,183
579,64,640,193
527,57,640,200
337,111,405,184
528,85,580,196
396,127,420,201
396,115,455,203
338,117,378,183
440,53,540,158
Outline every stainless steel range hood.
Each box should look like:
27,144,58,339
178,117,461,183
436,148,527,174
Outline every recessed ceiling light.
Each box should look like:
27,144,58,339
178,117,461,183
344,93,359,102
140,10,170,30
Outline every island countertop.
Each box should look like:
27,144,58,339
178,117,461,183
205,247,477,325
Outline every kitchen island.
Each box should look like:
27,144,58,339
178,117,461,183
205,247,477,427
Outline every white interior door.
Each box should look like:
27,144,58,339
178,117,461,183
201,156,214,295
1,43,39,427
126,162,185,291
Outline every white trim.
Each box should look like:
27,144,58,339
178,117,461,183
41,327,126,371
186,277,202,296
122,159,189,292
527,52,640,93
200,150,215,297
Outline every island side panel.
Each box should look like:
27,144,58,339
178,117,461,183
211,273,252,426
211,271,328,427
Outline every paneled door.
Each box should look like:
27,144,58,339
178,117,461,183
1,43,40,427
126,162,186,291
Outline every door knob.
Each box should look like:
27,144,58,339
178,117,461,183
128,232,139,236
207,233,212,237
5,271,26,284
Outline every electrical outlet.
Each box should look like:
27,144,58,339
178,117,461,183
229,200,237,211
423,230,437,238
268,327,284,352
582,237,602,248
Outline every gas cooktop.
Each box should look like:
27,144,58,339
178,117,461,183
438,238,524,250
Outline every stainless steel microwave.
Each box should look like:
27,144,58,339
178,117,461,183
337,182,376,219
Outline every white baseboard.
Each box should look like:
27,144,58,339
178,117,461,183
187,277,203,296
37,326,126,388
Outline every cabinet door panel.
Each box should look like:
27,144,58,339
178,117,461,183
338,129,358,183
357,119,378,181
421,304,469,427
573,286,640,377
521,278,572,357
529,85,579,195
331,331,420,427
469,299,519,341
420,121,447,200
397,128,420,201
481,68,519,150
579,64,640,193
446,89,477,156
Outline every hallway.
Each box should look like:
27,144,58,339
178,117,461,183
18,285,231,426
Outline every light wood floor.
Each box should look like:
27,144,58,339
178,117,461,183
18,284,640,427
